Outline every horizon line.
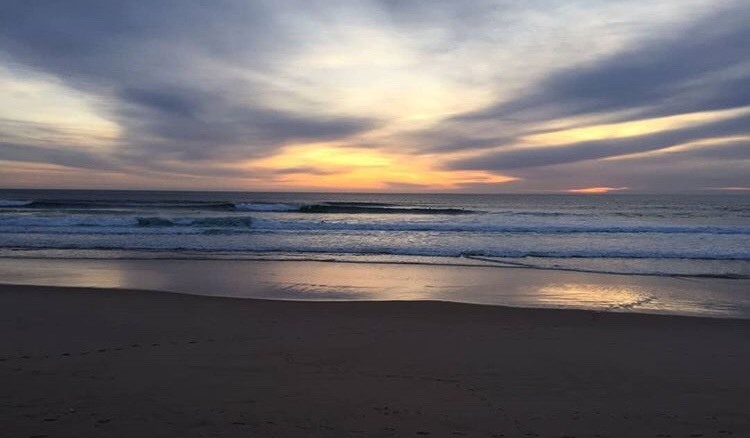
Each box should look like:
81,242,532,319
1,187,748,196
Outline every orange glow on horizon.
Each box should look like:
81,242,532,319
567,186,629,194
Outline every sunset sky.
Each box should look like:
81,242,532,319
0,0,748,193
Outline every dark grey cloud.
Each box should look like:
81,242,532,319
0,1,279,81
116,86,375,161
0,139,276,181
0,142,116,171
401,126,516,153
0,0,377,164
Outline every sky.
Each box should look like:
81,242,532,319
0,0,748,193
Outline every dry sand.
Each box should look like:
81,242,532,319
1,283,748,437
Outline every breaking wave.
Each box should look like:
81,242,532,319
0,199,33,207
0,216,253,228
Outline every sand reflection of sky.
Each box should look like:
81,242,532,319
257,262,447,301
0,259,128,289
534,283,654,311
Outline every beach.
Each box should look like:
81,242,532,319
1,191,749,436
2,282,748,437
2,0,749,435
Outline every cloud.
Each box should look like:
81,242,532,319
116,85,376,161
450,112,750,171
458,5,750,125
0,0,378,165
0,0,747,191
0,141,117,171
274,166,341,176
436,2,750,192
704,186,750,191
493,139,750,192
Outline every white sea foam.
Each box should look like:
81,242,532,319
0,237,748,261
0,214,749,235
248,218,750,235
0,216,137,227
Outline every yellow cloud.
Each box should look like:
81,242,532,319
604,135,750,161
0,66,120,147
705,186,750,191
522,107,750,147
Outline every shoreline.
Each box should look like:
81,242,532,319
1,281,749,322
2,251,750,280
2,283,748,437
4,281,750,320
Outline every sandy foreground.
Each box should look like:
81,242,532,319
1,284,748,437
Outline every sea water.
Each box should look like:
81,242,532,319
0,189,748,278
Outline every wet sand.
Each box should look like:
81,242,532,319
1,283,748,437
1,258,749,318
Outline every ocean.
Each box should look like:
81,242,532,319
0,189,748,279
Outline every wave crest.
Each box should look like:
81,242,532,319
0,199,33,207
